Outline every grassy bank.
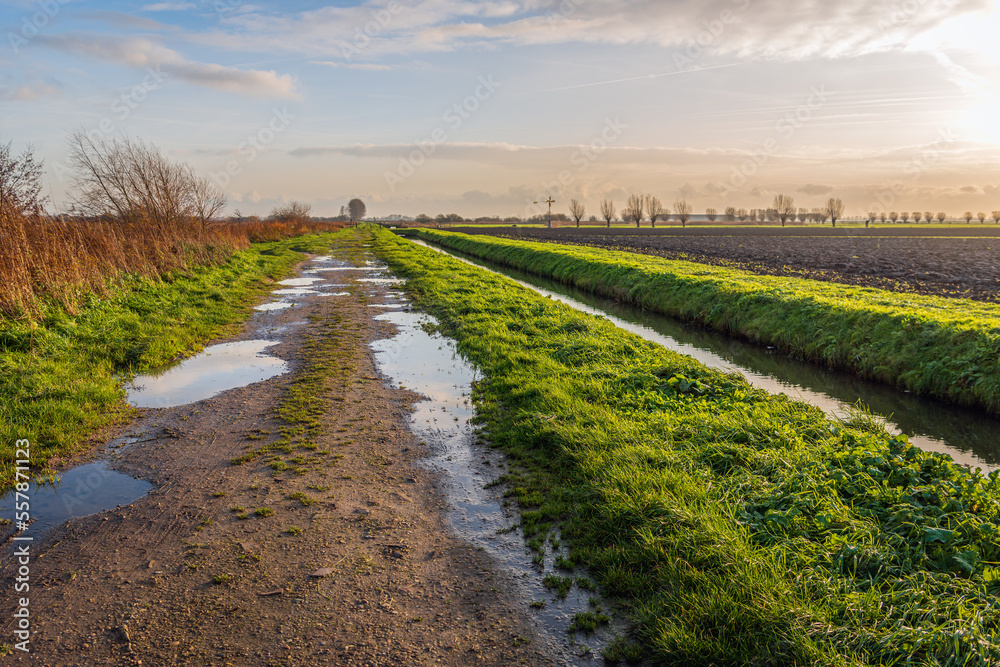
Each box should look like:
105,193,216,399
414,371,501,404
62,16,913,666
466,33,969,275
0,233,339,489
406,229,1000,416
371,229,1000,665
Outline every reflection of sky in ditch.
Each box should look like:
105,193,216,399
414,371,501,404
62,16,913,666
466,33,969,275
127,340,288,408
0,461,151,535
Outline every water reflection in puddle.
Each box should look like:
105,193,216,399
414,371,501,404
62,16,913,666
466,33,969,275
254,302,295,312
128,340,287,408
273,287,319,296
0,462,151,535
278,277,323,287
371,311,607,665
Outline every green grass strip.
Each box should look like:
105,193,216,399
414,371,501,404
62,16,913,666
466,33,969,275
0,233,338,489
372,228,1000,666
406,228,1000,416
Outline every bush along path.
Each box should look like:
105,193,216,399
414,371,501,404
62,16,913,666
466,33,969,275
372,229,1000,666
406,228,1000,418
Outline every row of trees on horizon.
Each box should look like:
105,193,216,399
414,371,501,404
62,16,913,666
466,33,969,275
411,194,1000,228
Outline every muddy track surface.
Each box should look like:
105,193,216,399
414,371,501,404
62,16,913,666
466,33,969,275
450,226,1000,303
0,236,555,666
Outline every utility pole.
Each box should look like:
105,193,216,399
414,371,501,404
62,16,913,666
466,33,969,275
534,197,556,228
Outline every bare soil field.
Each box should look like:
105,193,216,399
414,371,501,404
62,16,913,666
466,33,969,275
450,226,1000,303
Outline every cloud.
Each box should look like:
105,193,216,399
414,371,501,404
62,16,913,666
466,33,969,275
77,10,173,31
193,0,993,65
308,61,393,71
0,81,61,102
798,183,835,196
35,34,299,99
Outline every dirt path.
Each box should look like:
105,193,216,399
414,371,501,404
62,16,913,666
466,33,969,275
1,235,549,666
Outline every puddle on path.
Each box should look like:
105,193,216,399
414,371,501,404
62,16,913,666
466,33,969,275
127,340,288,408
254,302,296,312
273,287,320,297
371,310,609,665
278,277,323,287
1,462,151,536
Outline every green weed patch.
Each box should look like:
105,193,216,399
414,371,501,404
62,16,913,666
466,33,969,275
408,229,1000,417
373,229,1000,666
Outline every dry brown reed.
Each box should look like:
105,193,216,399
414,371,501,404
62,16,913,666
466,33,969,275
0,208,342,319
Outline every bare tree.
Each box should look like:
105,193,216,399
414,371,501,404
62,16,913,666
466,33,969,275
866,211,878,229
773,194,795,227
978,212,986,223
798,208,809,223
724,206,737,222
645,195,665,228
923,211,933,224
269,201,313,222
622,194,645,227
824,197,845,227
993,211,1000,224
673,199,692,227
964,211,974,224
705,208,717,222
736,208,749,223
190,175,227,232
348,198,367,223
600,199,616,227
569,199,586,227
900,211,910,224
0,140,45,216
937,211,947,223
68,132,223,229
889,212,899,223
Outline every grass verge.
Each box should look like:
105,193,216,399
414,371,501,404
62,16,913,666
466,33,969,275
372,228,1000,665
0,233,338,489
406,228,1000,416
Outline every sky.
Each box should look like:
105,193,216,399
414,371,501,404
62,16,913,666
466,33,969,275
2,0,1000,219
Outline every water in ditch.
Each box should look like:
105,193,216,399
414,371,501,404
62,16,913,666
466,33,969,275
408,238,1000,473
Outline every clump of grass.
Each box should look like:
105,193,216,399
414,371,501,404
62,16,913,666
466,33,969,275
286,526,302,535
567,611,610,634
254,507,274,517
542,575,573,599
212,574,231,585
287,491,317,507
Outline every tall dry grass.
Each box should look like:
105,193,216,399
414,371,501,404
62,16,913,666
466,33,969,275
0,208,342,319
